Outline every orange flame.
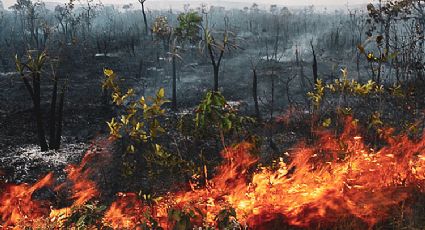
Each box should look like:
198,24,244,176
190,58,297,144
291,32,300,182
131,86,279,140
49,139,112,224
103,192,156,229
106,119,425,228
0,138,112,228
0,173,54,227
1,124,425,229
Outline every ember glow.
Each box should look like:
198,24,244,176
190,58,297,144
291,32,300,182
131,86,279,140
1,121,425,229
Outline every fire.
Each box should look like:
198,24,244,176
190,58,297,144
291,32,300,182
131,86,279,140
54,144,101,207
103,192,164,229
49,138,112,226
104,120,425,228
0,138,112,228
0,173,54,227
1,123,424,229
48,144,102,224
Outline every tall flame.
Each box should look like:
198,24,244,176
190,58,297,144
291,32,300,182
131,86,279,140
1,122,424,229
105,119,425,228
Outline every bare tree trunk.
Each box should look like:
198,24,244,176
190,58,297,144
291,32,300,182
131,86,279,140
207,42,224,92
172,55,177,111
33,73,48,151
356,52,361,79
213,65,219,92
249,20,252,33
138,58,144,79
54,84,65,150
310,41,318,84
295,44,300,66
377,48,383,84
384,17,391,54
141,2,148,36
270,74,275,120
273,16,280,60
252,68,259,119
49,75,58,149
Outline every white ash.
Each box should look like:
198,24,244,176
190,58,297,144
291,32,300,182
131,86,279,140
0,138,90,183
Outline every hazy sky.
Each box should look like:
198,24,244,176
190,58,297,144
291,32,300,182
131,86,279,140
3,0,372,8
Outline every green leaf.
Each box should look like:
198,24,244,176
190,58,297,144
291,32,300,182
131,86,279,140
104,68,114,77
322,118,332,127
158,88,165,98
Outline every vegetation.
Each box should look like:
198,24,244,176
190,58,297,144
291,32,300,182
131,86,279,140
15,50,66,151
0,0,425,229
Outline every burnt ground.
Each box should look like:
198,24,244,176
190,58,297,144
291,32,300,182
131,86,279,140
0,36,425,230
0,35,371,187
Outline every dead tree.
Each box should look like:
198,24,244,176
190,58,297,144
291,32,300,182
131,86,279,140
138,0,148,35
16,52,48,151
250,58,260,119
310,40,318,84
16,51,66,151
203,16,237,92
48,64,66,150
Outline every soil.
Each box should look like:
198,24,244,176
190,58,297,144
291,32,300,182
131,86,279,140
0,36,367,186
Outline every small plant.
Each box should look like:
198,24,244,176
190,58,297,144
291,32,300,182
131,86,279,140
175,11,203,44
195,90,254,145
168,208,199,230
308,68,384,110
103,69,168,155
152,16,172,50
103,69,187,178
307,68,387,133
63,202,106,229
215,207,240,230
138,215,163,230
357,41,398,84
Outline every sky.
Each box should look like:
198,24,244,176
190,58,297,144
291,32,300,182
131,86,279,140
3,0,372,8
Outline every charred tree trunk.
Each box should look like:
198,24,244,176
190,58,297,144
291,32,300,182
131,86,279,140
213,65,219,92
295,44,300,66
356,52,361,79
273,16,280,60
249,20,253,33
53,84,65,150
33,72,48,151
141,2,148,36
271,75,275,120
138,58,144,79
252,68,260,119
384,17,391,55
49,75,58,149
172,55,177,111
310,41,318,84
394,30,400,83
207,42,224,92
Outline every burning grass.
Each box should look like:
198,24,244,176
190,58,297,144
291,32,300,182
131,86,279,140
1,119,425,229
